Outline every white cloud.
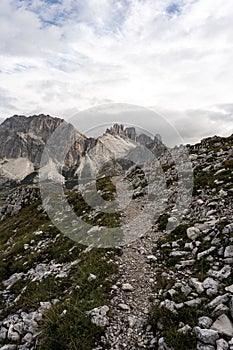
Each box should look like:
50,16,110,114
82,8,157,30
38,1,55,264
0,0,232,142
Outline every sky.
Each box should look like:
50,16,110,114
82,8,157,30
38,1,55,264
0,0,233,144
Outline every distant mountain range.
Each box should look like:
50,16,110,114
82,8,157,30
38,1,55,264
0,114,164,195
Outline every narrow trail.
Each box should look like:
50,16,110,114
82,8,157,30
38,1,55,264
97,197,163,350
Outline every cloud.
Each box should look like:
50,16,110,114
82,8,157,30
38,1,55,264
0,0,232,142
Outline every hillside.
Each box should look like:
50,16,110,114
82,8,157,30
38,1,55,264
0,117,232,349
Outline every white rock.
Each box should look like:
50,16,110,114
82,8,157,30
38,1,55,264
146,255,157,263
177,324,191,334
39,301,51,311
194,326,219,345
203,277,219,296
189,278,204,294
211,266,231,281
158,337,173,350
225,285,233,293
197,342,215,350
230,296,233,319
122,283,133,292
187,227,201,240
0,327,7,341
86,305,109,327
223,224,233,234
197,247,216,260
184,298,202,307
88,273,97,281
198,316,213,328
7,325,20,341
211,314,233,337
160,300,177,314
208,294,229,309
185,242,194,250
216,338,229,350
224,246,233,258
212,304,229,318
118,303,130,311
22,332,33,343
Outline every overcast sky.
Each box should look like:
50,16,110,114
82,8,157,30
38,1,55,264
0,0,232,144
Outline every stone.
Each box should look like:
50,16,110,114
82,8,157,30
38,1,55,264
127,315,138,328
216,338,229,350
196,342,215,350
0,327,7,341
0,346,17,350
184,298,202,307
223,224,233,234
146,255,157,263
211,314,233,337
203,277,219,296
122,283,134,292
225,285,233,293
211,266,232,281
229,297,233,319
160,300,177,314
208,294,229,309
88,273,97,281
118,303,130,311
185,242,194,250
189,278,204,294
7,325,20,342
197,247,216,260
181,283,192,296
22,332,33,343
198,316,213,328
194,326,219,345
187,227,201,240
86,305,109,327
158,337,172,350
212,303,229,318
224,246,233,258
177,324,191,334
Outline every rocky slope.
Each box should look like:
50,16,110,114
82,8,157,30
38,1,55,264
0,117,232,349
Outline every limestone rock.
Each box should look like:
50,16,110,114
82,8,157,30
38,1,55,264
211,314,233,337
194,326,219,345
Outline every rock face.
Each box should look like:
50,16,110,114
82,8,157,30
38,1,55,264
0,186,39,220
0,115,64,165
0,114,89,184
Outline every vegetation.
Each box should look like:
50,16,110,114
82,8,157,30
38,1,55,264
0,180,121,349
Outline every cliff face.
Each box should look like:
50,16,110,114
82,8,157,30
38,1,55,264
0,115,91,182
0,115,65,165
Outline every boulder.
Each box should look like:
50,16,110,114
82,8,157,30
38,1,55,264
194,326,219,345
187,227,201,240
198,317,213,328
211,314,233,337
224,246,233,258
216,338,229,350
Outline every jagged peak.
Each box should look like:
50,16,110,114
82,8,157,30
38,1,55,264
105,123,162,145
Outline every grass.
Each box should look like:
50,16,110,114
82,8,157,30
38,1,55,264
156,213,169,231
149,305,197,349
37,248,118,350
0,183,120,349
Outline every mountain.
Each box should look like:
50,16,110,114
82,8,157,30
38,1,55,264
0,115,232,349
0,115,165,193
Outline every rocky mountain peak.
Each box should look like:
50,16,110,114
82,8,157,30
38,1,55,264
105,123,162,145
1,114,64,141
